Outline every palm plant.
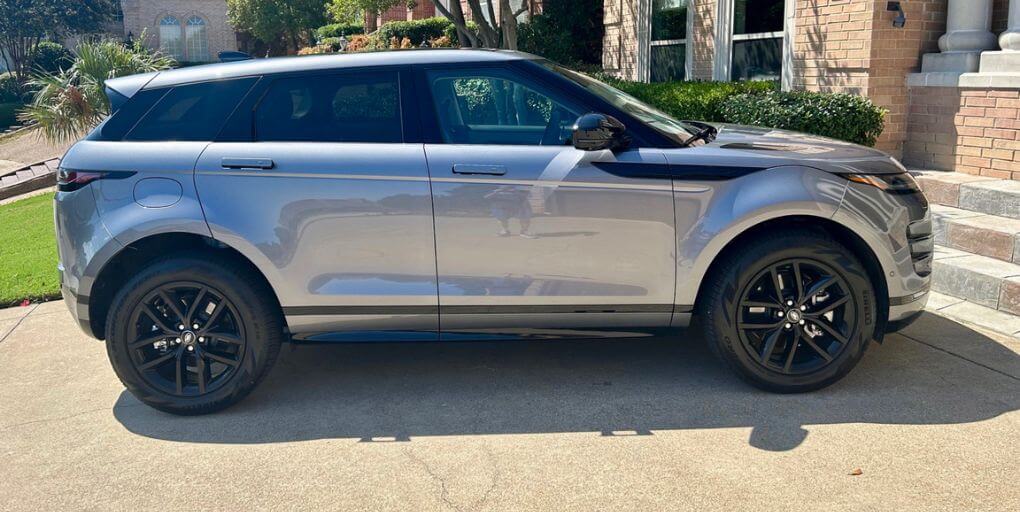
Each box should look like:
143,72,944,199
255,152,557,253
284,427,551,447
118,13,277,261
19,39,175,143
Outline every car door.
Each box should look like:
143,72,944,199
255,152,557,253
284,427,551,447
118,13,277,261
419,65,677,338
194,68,438,340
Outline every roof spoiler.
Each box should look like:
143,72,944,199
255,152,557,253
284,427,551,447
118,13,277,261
104,71,158,100
219,51,252,63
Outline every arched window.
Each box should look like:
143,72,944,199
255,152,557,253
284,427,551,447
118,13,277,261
185,16,210,62
158,16,183,61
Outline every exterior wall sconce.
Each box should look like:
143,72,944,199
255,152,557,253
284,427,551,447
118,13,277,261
888,1,906,28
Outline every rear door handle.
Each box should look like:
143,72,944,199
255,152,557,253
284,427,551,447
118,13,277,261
452,164,507,176
222,157,274,170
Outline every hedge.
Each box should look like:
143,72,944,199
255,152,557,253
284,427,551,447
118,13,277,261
599,77,776,122
377,17,452,46
30,41,73,75
595,77,885,146
315,22,365,41
719,90,886,146
0,102,19,130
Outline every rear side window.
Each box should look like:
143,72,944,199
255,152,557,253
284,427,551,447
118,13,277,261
125,77,257,141
254,71,402,143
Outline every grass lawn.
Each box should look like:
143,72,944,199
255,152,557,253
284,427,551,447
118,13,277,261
0,192,59,306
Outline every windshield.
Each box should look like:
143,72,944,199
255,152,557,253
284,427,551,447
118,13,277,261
540,62,699,145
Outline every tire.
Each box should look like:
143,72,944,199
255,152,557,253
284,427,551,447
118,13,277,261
698,231,876,393
105,256,283,415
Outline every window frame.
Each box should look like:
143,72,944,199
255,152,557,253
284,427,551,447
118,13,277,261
644,0,695,82
714,0,796,89
122,77,259,142
158,15,184,61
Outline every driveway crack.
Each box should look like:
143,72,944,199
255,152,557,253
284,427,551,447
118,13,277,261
898,332,1020,382
0,303,39,345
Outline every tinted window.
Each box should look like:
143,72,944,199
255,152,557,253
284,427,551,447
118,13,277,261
255,72,402,143
100,88,165,140
427,70,581,145
126,78,256,141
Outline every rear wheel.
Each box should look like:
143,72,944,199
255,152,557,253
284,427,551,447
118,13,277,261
105,257,282,415
699,232,876,392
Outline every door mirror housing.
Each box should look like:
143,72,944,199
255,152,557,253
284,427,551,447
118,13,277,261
572,113,630,152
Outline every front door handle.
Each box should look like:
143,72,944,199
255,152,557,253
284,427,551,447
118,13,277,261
222,157,274,170
452,164,507,176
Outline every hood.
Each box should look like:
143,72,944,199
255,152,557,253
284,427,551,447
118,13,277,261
666,124,907,175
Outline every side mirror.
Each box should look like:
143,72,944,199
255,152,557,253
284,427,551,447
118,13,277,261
572,113,629,152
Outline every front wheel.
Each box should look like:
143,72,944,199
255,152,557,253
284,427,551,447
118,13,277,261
699,231,876,392
105,256,283,415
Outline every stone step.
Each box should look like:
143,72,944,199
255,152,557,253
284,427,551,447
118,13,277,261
915,170,1020,220
932,245,1020,315
931,204,1020,263
925,292,1020,338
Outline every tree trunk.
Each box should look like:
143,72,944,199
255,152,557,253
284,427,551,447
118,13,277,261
500,0,518,50
366,10,378,33
431,0,479,48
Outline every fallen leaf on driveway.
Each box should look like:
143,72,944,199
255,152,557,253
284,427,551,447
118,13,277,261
850,468,863,476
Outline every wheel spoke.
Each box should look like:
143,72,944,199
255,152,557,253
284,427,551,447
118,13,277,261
158,289,186,326
130,333,170,350
738,320,783,330
806,295,850,317
760,328,782,364
206,332,242,345
802,276,836,304
783,331,801,372
813,319,849,345
139,351,176,371
793,262,804,302
741,300,781,309
203,350,240,368
770,267,785,303
196,351,207,394
801,335,834,362
184,286,208,325
175,352,184,394
141,304,175,334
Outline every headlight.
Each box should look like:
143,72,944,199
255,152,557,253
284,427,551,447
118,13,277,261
843,173,922,195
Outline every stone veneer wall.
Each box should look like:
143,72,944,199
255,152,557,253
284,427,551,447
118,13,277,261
904,87,1020,180
121,0,238,61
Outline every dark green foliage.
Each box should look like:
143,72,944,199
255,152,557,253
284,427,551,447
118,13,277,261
315,22,365,40
443,20,477,44
0,101,20,129
720,90,887,146
518,0,603,67
29,41,73,74
599,76,776,122
377,17,452,46
0,74,24,103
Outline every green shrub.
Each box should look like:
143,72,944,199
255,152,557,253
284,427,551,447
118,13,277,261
601,77,777,122
720,90,886,146
316,22,365,40
443,20,477,45
0,74,23,103
30,41,74,75
0,102,20,129
377,17,451,46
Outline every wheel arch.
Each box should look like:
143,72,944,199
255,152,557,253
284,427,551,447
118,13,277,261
86,232,286,340
691,215,890,338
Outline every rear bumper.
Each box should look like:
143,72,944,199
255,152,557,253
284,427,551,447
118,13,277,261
59,265,97,339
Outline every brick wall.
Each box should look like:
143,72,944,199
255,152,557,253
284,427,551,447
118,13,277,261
904,87,1020,180
372,2,438,27
689,0,715,80
122,0,238,61
602,0,641,80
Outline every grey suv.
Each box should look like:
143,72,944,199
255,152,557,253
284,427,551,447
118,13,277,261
55,50,932,414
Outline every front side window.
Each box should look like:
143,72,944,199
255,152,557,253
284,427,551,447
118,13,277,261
731,0,784,81
255,72,402,143
126,78,257,141
427,69,581,146
185,16,210,62
158,16,183,61
650,0,688,82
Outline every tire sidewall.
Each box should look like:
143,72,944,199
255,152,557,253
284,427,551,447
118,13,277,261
105,257,279,413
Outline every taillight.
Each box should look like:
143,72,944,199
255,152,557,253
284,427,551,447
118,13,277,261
56,169,107,192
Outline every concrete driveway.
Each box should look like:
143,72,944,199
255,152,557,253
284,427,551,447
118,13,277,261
1,301,1018,511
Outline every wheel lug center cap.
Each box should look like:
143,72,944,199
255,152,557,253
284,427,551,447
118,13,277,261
182,331,197,346
786,309,802,323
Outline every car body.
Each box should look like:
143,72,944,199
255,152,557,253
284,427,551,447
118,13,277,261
55,49,931,413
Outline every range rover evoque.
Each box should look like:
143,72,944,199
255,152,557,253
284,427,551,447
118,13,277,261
55,49,932,415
